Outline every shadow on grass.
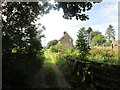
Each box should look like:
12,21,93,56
44,53,57,88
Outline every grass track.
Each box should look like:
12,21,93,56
44,51,57,88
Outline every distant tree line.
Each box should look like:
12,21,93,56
78,25,115,47
47,39,58,49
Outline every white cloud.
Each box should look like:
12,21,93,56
97,1,118,39
36,1,119,47
90,22,118,39
99,1,118,20
37,9,85,46
102,0,119,2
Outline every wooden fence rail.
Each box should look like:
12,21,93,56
64,58,120,90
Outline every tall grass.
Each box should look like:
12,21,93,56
44,51,57,88
50,50,95,89
88,49,119,65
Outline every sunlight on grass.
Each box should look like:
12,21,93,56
44,51,57,88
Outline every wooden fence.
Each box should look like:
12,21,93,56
64,57,120,90
92,46,120,51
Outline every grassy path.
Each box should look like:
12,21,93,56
32,64,48,88
48,52,71,88
32,50,71,88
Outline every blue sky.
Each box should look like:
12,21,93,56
36,0,119,46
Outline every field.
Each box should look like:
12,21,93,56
88,48,120,65
49,47,120,89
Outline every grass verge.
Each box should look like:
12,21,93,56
44,51,57,88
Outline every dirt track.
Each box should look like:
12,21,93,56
32,51,71,88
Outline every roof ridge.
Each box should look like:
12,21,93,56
59,31,73,41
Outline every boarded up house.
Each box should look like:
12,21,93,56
58,31,73,49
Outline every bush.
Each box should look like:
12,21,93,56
88,49,118,64
65,47,75,53
50,46,58,52
3,52,45,89
103,42,111,46
50,44,64,53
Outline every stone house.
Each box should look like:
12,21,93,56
111,40,120,50
58,31,73,49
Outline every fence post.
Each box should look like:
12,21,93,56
111,44,113,50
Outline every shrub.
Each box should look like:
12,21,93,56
103,42,111,46
88,49,118,64
50,46,58,53
56,44,64,52
68,47,75,52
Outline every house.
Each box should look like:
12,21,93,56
58,31,73,49
111,40,120,50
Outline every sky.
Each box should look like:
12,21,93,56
36,0,119,47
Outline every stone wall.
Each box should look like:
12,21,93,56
93,46,120,51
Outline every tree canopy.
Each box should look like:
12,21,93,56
78,27,93,45
87,27,93,34
76,29,90,60
92,34,106,46
54,1,102,20
2,1,51,88
105,25,116,42
47,39,58,49
2,2,52,54
90,31,101,39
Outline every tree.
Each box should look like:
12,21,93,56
92,34,106,46
54,1,102,20
86,27,93,45
105,25,116,42
103,42,111,46
90,31,101,39
76,29,90,60
47,39,58,48
2,2,51,54
2,2,51,88
89,31,101,45
50,43,64,53
78,27,93,45
87,27,93,34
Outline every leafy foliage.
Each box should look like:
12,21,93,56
105,25,116,42
2,2,51,54
50,46,58,53
92,34,106,46
47,39,58,49
103,42,111,46
86,27,92,34
50,43,64,53
90,31,101,42
76,29,90,60
88,49,119,64
2,2,51,88
54,2,102,20
54,50,120,89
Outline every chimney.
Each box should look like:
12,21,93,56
64,31,66,34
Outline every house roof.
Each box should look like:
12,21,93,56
59,31,73,41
